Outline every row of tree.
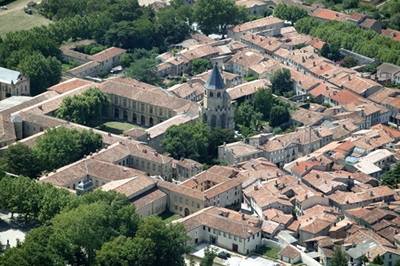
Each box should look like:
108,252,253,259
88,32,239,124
294,17,400,66
0,185,190,266
2,126,103,178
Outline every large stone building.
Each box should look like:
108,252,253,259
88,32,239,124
201,66,235,130
0,67,30,100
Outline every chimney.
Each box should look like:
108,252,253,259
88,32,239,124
348,75,351,81
313,62,316,67
242,214,245,220
369,191,373,196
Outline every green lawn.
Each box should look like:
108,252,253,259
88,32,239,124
255,245,281,259
0,1,52,37
158,211,181,224
88,119,145,136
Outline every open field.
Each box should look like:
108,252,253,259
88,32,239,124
158,210,181,224
255,245,281,259
0,0,52,37
89,119,146,136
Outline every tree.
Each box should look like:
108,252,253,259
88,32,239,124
98,67,109,78
207,128,236,160
56,87,110,125
234,100,264,137
273,3,308,24
361,255,369,264
372,254,385,265
269,105,289,127
135,216,191,266
342,57,357,68
264,8,273,17
191,59,211,74
3,143,38,178
200,245,218,266
194,0,247,36
96,236,156,266
126,58,159,84
32,126,103,173
253,87,274,120
331,246,348,266
19,52,62,96
161,120,209,163
320,43,330,58
362,63,378,74
270,68,292,95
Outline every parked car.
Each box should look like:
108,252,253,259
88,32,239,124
25,9,32,14
1,6,7,10
225,253,231,258
217,253,228,260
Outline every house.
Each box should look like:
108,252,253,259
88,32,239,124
328,73,382,98
178,206,263,254
226,79,271,103
158,168,242,216
218,141,264,165
168,82,204,102
102,175,168,219
346,13,382,34
278,245,301,264
0,67,30,100
227,17,284,41
290,108,325,126
99,79,199,128
314,9,349,23
381,29,400,42
175,158,204,181
376,63,400,83
224,49,267,76
236,0,268,17
328,186,395,215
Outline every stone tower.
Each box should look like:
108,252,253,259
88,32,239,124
201,65,235,131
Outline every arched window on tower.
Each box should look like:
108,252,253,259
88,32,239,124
217,92,221,97
210,92,213,97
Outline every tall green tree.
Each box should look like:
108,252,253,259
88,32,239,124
19,53,62,96
161,120,209,162
56,87,110,125
135,216,191,266
372,254,385,265
3,143,38,178
192,59,211,75
200,245,218,266
331,246,348,266
273,3,308,24
269,105,289,127
253,87,274,120
194,0,247,36
270,68,292,95
126,58,159,84
32,126,103,173
208,128,236,159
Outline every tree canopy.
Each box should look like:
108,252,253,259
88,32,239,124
194,0,247,36
56,87,110,125
381,162,400,188
273,3,308,24
161,120,235,164
0,188,191,266
331,246,348,266
270,68,293,95
3,127,103,177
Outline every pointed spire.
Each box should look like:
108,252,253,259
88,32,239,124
204,65,226,90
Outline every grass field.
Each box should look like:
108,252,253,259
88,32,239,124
89,119,145,136
0,0,52,37
158,211,181,224
255,245,281,259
